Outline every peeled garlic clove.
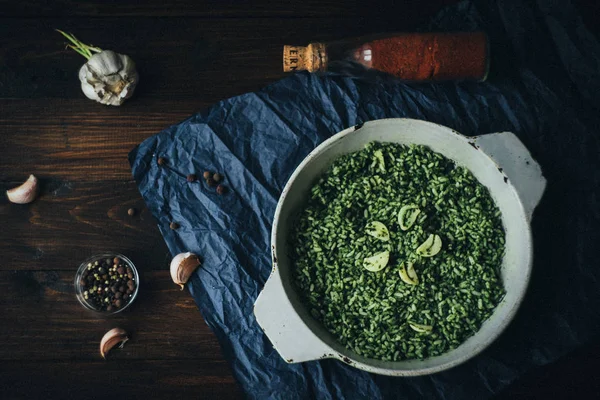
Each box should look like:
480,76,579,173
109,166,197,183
399,262,419,285
6,174,39,204
100,327,129,359
363,250,390,272
398,204,421,231
170,252,201,289
79,50,139,106
365,221,390,241
408,321,433,333
416,234,442,257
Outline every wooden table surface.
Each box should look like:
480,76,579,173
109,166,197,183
1,1,599,399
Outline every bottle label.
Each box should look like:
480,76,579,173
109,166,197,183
283,45,305,72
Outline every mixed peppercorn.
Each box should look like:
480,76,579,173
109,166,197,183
79,257,137,312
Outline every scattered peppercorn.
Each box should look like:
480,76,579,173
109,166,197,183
203,171,211,180
217,185,227,195
157,157,167,166
127,208,136,216
187,174,197,182
170,222,180,230
213,173,222,182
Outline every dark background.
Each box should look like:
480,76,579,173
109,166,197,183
0,0,599,398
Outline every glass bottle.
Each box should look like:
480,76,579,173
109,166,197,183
283,32,489,81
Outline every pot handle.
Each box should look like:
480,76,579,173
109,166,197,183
254,269,332,363
473,132,546,221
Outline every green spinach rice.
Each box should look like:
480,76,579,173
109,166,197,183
291,142,505,361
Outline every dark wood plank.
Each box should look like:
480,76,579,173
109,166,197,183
0,17,282,100
0,99,194,181
0,14,449,100
0,180,173,270
0,0,457,18
0,360,241,399
0,270,223,361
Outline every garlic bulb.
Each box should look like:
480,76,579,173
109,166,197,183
79,50,138,106
57,30,138,106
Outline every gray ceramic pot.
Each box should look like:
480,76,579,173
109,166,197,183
255,118,546,376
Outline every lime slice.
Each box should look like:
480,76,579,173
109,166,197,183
363,251,390,272
365,221,390,241
416,234,442,257
398,205,421,231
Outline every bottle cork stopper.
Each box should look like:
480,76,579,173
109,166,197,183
283,43,327,73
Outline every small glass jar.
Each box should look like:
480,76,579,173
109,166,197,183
74,253,139,315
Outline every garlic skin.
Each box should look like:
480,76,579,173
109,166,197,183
100,327,129,359
6,174,39,204
170,252,201,289
79,50,139,106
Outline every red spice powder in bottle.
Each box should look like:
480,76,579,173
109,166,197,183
284,32,489,82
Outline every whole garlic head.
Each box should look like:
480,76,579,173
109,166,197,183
79,50,139,106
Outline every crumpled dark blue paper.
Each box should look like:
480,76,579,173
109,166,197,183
129,0,600,398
